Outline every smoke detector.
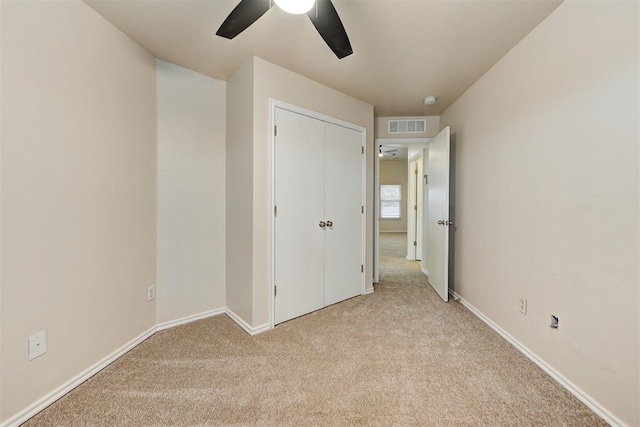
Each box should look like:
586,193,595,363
423,96,438,105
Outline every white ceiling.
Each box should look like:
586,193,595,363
85,0,562,116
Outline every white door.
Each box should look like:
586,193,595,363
415,155,424,260
408,158,418,260
324,123,363,306
426,126,451,302
274,108,325,324
421,150,429,274
274,107,364,324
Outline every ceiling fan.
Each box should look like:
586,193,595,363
216,0,353,59
379,147,399,158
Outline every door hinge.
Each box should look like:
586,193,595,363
274,285,277,296
424,174,428,185
413,241,417,247
361,205,364,214
361,146,364,154
361,265,364,273
274,125,277,136
414,169,418,175
414,205,417,211
274,205,277,217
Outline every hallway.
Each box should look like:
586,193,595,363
378,231,422,277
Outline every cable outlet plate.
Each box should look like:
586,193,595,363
147,285,156,302
28,331,47,360
519,297,527,315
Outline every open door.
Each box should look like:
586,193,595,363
415,154,424,260
408,158,418,260
407,152,425,261
426,126,451,302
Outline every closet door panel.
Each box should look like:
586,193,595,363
324,123,363,306
274,108,326,324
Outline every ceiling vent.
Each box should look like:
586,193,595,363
388,119,427,134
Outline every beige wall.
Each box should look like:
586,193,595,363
440,1,639,425
375,116,440,139
379,161,408,232
1,0,157,423
225,59,255,323
156,61,226,324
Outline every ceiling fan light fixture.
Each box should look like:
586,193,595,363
216,0,352,59
274,0,315,15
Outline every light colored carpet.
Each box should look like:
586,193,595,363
24,232,605,426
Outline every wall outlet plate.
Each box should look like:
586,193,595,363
28,331,47,360
147,284,156,301
519,297,527,315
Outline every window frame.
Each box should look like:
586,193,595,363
380,184,402,219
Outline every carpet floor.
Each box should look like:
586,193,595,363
24,232,605,426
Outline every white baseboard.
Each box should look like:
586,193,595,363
156,307,226,331
363,287,375,295
1,306,270,427
2,325,156,427
248,322,272,335
448,290,623,427
421,267,429,276
13,292,617,427
224,308,271,336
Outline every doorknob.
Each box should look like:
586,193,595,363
326,220,333,227
319,221,326,228
446,220,454,226
437,220,444,225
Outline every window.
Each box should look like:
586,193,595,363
380,184,402,219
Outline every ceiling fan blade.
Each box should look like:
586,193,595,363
307,0,353,59
216,0,271,40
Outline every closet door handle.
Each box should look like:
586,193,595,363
319,221,326,228
326,221,333,227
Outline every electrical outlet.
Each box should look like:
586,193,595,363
519,297,527,315
550,315,559,329
147,285,156,302
28,331,47,360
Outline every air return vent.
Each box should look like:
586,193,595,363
388,119,426,134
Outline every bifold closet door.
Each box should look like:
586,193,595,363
324,123,363,306
274,108,325,324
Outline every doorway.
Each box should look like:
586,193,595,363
374,128,453,301
374,138,429,283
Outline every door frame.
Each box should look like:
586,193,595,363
269,99,367,329
408,150,425,261
374,138,430,283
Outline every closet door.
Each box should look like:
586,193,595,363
274,108,325,324
324,123,363,306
